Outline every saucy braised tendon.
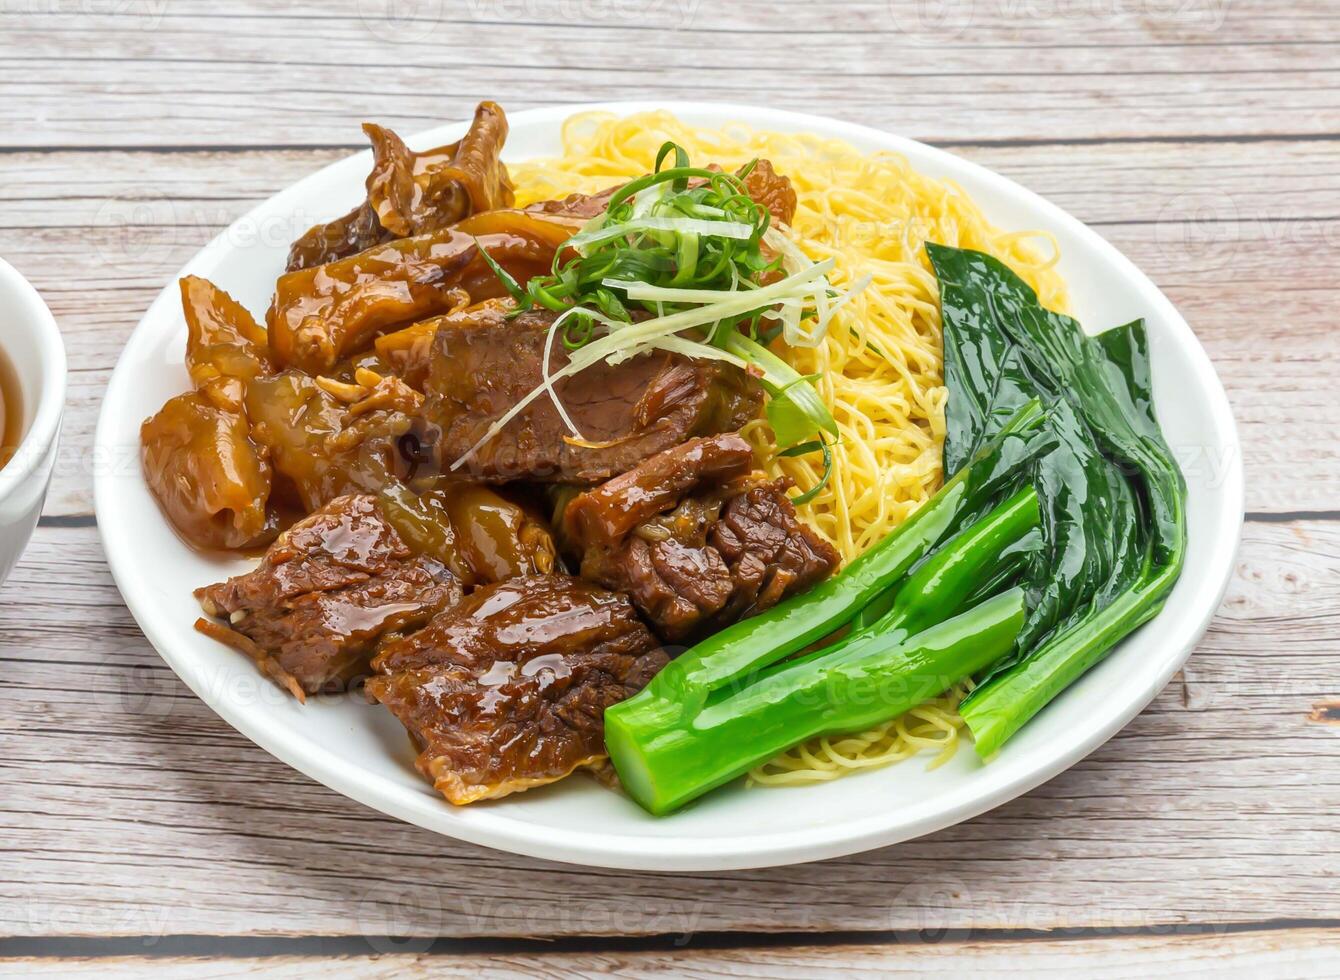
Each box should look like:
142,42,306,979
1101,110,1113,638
269,210,582,376
144,103,1187,814
286,101,515,272
245,369,419,513
142,276,277,551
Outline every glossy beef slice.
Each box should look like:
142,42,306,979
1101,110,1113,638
368,575,666,804
416,301,761,484
195,495,463,698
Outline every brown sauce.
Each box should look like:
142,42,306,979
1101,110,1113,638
0,346,22,470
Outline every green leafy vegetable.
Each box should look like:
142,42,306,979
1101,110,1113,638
926,243,1187,757
609,588,1028,817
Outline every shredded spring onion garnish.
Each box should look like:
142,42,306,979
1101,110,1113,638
462,142,869,496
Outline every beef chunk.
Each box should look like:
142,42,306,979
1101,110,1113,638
563,433,756,545
740,159,797,227
416,301,761,484
367,575,666,804
586,534,736,643
565,440,840,643
709,483,841,622
194,495,462,698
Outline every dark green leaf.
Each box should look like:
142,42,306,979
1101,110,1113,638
927,243,1186,754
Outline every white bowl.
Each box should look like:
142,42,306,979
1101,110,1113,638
0,258,66,586
94,103,1243,871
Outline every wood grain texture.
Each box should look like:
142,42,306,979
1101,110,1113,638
4,139,1337,518
2,0,1339,959
4,928,1340,977
1,519,1335,938
1,0,1338,146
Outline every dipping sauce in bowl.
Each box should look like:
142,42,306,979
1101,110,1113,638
0,345,21,470
0,256,66,587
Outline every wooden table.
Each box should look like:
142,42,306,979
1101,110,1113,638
2,2,1337,975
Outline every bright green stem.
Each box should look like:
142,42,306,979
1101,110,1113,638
962,472,1186,758
852,486,1038,638
789,486,1039,672
607,589,1027,816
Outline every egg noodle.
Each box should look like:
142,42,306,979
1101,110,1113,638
510,112,1068,786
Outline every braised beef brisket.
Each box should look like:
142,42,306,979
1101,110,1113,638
709,483,842,623
194,495,463,698
367,575,666,804
415,301,762,484
564,436,841,642
738,159,797,227
563,433,757,545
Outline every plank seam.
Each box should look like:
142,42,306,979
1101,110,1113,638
35,515,97,529
3,920,1339,958
1244,509,1340,523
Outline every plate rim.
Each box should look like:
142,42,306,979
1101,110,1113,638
94,100,1245,871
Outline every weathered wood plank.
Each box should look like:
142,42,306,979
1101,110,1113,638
3,139,1333,517
0,519,1335,938
0,0,1337,147
4,928,1340,977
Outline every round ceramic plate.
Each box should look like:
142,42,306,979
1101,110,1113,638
95,102,1243,871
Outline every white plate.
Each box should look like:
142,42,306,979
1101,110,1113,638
95,102,1243,871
